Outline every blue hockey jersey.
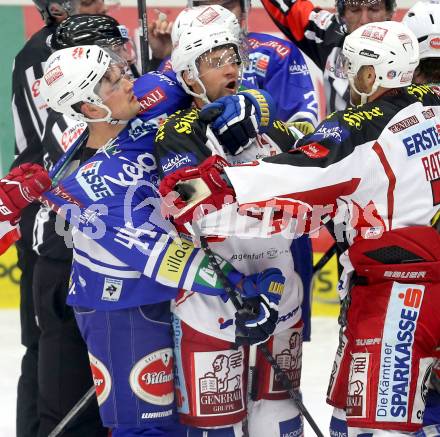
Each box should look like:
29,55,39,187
43,71,242,311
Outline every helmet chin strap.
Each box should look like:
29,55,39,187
178,73,211,104
348,75,379,105
83,102,128,125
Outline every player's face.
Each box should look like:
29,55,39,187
349,65,373,106
196,46,241,102
79,0,108,14
342,0,392,34
98,64,140,119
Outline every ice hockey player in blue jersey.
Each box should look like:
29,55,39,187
39,45,285,437
160,1,319,131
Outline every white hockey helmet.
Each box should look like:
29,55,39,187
186,0,250,33
403,1,440,60
171,5,240,47
171,24,242,102
40,45,129,123
342,21,419,103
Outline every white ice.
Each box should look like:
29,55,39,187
0,310,339,436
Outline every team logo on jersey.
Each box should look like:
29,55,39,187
138,87,167,114
376,283,425,422
195,349,244,416
129,348,174,405
76,161,114,201
89,353,112,406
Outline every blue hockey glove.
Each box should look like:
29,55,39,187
235,268,285,346
199,89,276,156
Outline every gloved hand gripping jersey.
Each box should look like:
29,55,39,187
235,268,285,346
199,89,276,155
0,163,51,224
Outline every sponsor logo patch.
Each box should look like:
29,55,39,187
158,239,194,286
402,124,440,157
255,54,270,76
376,283,425,422
289,60,310,76
101,277,123,302
359,49,379,59
297,142,330,159
138,87,167,114
388,115,419,134
160,152,196,175
129,117,158,141
347,353,369,418
194,349,244,416
196,6,220,25
361,25,388,42
76,161,114,201
89,353,112,406
129,348,174,405
44,66,63,85
430,37,440,50
61,122,87,151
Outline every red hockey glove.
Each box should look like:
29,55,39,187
159,155,236,226
0,163,51,224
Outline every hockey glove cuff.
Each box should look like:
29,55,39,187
159,155,236,226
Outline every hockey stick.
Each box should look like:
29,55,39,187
191,221,324,437
313,242,337,274
48,386,96,437
137,0,150,74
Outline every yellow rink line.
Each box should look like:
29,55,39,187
0,248,342,317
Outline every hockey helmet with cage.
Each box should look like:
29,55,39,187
336,0,396,17
33,0,80,24
171,5,240,47
40,45,130,123
172,24,242,103
52,14,129,50
342,21,419,103
403,1,440,60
